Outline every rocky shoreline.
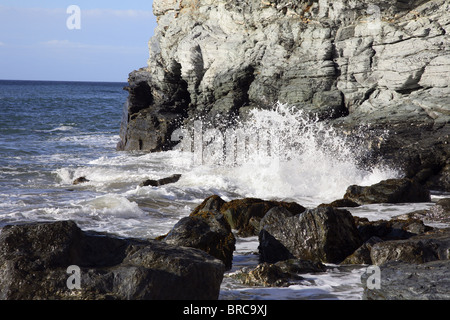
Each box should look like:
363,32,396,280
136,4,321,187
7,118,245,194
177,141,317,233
1,177,449,300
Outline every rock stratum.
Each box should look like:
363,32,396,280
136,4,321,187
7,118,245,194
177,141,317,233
117,0,449,191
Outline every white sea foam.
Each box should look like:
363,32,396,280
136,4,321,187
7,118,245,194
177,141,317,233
169,103,400,206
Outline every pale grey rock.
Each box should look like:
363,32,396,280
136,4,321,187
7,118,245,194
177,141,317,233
118,0,450,190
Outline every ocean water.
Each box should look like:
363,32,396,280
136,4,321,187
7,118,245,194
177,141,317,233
0,80,445,300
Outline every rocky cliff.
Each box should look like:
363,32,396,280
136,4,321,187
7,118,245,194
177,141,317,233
117,0,450,191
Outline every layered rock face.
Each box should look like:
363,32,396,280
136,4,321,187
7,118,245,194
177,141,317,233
118,0,450,190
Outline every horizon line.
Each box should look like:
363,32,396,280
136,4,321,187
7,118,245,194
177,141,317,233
0,78,128,84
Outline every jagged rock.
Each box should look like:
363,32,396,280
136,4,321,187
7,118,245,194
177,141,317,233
139,174,182,187
0,221,225,300
341,236,384,265
230,259,326,287
343,178,431,205
370,228,450,265
259,206,362,264
163,213,235,271
362,260,450,300
353,216,433,243
220,198,306,237
161,195,235,270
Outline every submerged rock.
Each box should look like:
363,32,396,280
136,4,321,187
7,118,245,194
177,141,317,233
73,176,90,185
140,174,182,187
259,206,362,264
343,178,431,205
162,195,235,270
0,221,225,300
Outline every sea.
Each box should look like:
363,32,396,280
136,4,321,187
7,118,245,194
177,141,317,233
0,80,447,300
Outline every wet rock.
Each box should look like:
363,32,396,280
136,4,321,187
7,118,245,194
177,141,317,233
343,178,431,205
230,263,303,287
353,216,433,243
362,260,450,300
118,0,450,191
140,174,181,187
259,206,362,264
220,198,306,237
341,236,384,265
163,212,235,270
370,228,450,265
191,194,227,215
274,259,327,275
318,198,360,208
73,176,90,185
393,198,450,224
0,221,225,300
230,259,326,287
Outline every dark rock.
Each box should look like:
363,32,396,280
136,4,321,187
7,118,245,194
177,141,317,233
163,214,235,270
274,259,327,274
230,259,326,287
73,176,90,185
140,174,181,187
259,206,362,264
341,236,384,265
258,207,298,263
318,198,360,208
190,194,227,215
343,178,431,205
362,260,450,300
370,228,450,265
220,198,306,237
160,195,235,270
436,198,450,213
229,263,304,288
353,216,433,243
0,221,225,300
117,68,189,152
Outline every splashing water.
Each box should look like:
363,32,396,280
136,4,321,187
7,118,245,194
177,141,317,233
172,103,400,205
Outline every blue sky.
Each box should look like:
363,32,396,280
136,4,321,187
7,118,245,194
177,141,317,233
0,1,157,82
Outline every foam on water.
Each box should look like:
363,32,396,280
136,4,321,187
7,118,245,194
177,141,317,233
170,103,400,206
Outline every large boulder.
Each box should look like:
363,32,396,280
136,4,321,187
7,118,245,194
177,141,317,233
162,195,235,270
259,206,362,264
0,221,225,300
343,178,431,205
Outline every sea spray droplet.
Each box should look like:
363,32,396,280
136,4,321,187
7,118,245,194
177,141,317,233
171,102,399,204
